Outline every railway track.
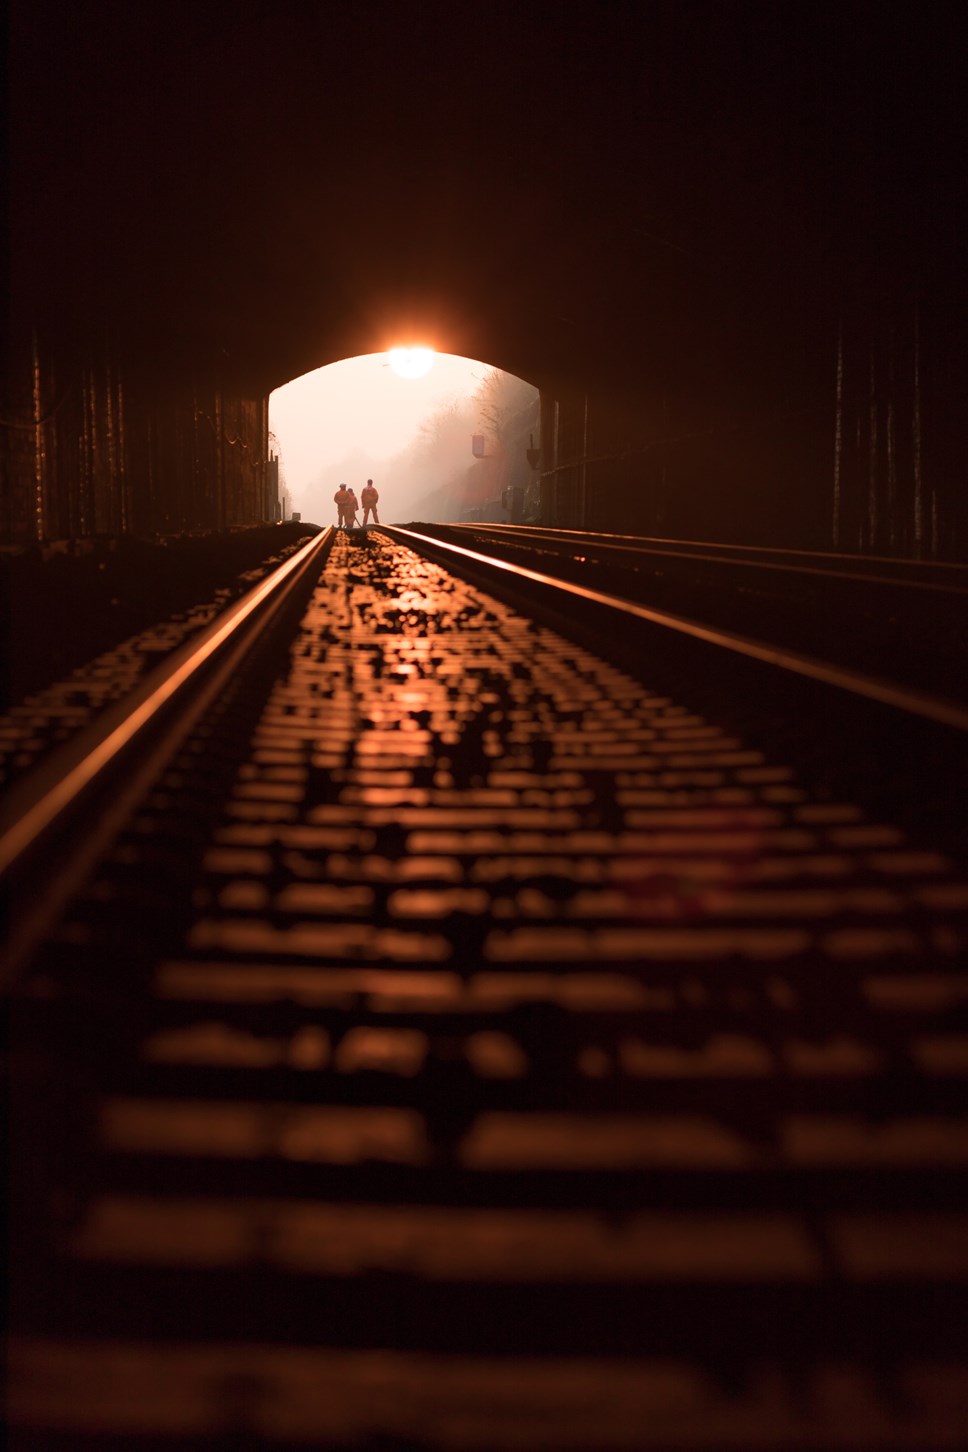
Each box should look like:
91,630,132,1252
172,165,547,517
439,522,968,587
416,522,968,705
4,524,968,1449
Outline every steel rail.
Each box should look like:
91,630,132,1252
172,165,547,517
437,522,968,596
0,527,331,980
382,525,968,733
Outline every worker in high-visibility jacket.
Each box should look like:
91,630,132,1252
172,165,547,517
333,483,351,528
361,478,380,526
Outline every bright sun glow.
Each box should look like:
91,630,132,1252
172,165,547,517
388,347,435,379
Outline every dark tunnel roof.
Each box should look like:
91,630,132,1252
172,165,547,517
10,1,968,398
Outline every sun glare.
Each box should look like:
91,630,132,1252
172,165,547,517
388,347,435,379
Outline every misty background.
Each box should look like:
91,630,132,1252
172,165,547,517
270,359,539,527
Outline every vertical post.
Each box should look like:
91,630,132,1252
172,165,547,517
912,294,923,559
262,396,273,521
832,323,843,550
31,332,47,543
886,326,896,552
116,365,128,535
867,347,878,550
538,389,558,527
268,451,280,521
105,354,118,534
79,365,91,537
579,391,589,530
88,365,102,533
215,389,224,531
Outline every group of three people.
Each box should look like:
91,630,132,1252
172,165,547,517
334,478,379,529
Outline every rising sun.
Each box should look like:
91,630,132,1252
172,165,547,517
387,347,435,379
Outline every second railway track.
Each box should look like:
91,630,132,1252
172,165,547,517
414,521,968,707
5,524,968,1449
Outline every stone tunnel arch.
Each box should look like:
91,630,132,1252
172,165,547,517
7,2,968,558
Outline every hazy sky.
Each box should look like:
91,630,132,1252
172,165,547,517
269,352,491,514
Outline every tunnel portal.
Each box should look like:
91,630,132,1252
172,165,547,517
6,2,968,556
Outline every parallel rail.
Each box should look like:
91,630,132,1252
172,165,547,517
435,522,968,592
408,522,968,708
380,524,968,863
382,526,968,731
0,527,332,979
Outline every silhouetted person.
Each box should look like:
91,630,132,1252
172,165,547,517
345,487,359,528
333,483,351,528
361,478,380,526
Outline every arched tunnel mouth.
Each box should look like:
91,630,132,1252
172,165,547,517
267,349,541,532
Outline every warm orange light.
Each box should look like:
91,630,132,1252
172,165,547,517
387,347,435,379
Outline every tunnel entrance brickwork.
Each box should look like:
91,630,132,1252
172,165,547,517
539,299,941,557
1,336,277,548
0,318,949,557
7,4,968,560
